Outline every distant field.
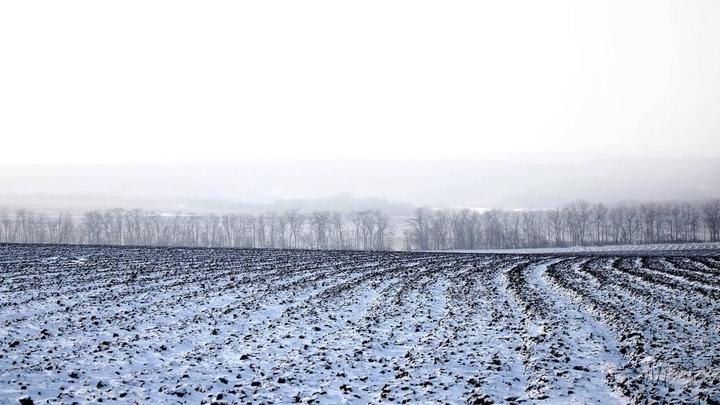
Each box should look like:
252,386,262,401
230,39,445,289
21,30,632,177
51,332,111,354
447,242,720,255
1,245,719,404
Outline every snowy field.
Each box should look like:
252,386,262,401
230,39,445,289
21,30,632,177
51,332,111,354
447,242,720,255
1,245,719,404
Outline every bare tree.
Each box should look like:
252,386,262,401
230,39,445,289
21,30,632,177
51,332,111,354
285,210,305,249
592,203,608,245
547,208,564,247
408,207,431,250
704,199,720,242
0,207,11,242
564,200,592,246
331,212,346,249
310,211,331,249
373,210,391,250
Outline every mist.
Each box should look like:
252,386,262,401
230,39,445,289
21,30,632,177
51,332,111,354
1,156,717,214
3,1,720,214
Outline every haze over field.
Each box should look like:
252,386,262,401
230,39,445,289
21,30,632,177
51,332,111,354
1,158,719,213
2,0,720,213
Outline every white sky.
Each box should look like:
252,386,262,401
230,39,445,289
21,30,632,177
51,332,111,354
1,1,719,164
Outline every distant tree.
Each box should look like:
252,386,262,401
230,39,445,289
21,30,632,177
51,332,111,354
704,199,720,242
310,211,331,249
408,207,431,250
331,212,345,249
547,208,564,247
373,210,391,250
285,210,305,249
0,207,11,242
592,203,608,245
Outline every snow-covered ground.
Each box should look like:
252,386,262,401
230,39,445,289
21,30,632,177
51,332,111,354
447,242,720,255
0,245,719,404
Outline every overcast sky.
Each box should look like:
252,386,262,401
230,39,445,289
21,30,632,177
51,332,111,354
2,0,719,165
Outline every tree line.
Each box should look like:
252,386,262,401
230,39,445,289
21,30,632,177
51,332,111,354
404,199,720,250
0,208,394,251
1,199,719,251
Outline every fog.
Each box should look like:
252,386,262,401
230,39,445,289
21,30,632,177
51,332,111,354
1,157,718,214
1,1,720,212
